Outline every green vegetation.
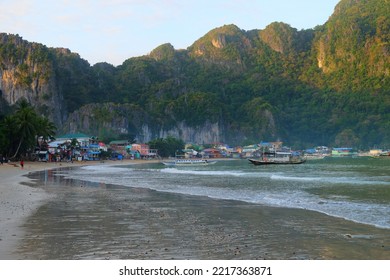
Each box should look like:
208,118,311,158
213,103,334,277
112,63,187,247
148,136,184,157
0,99,56,159
0,0,388,148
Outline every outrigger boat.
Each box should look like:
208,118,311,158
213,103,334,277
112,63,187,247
248,151,306,165
162,158,217,166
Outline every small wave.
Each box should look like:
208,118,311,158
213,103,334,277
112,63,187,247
80,165,130,172
61,163,390,229
160,168,247,177
271,174,323,182
159,168,280,179
271,174,390,185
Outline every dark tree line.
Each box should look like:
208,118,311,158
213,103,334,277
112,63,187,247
0,99,56,160
148,136,185,158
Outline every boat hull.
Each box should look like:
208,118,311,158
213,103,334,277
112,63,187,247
162,159,217,166
248,158,306,165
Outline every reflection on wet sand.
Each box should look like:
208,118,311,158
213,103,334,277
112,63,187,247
15,168,390,260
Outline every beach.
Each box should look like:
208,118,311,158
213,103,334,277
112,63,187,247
0,161,50,259
1,158,389,260
0,159,149,259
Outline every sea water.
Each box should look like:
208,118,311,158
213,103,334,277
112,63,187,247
63,157,390,229
16,157,390,259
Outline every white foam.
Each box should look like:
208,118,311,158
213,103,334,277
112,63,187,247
271,174,390,185
58,163,390,229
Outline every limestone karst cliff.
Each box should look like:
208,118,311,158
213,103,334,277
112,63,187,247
0,34,66,125
1,0,388,147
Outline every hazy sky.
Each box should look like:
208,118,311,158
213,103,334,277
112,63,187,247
0,0,340,66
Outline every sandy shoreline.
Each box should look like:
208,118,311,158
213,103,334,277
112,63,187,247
0,159,157,259
2,158,389,260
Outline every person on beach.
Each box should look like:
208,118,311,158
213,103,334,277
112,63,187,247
20,160,24,169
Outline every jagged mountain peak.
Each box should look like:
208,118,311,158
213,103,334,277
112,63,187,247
1,0,388,147
189,24,249,51
259,22,301,54
333,0,374,16
149,43,176,61
186,24,252,67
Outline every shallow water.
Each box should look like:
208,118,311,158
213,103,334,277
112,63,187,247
63,157,390,228
15,158,390,259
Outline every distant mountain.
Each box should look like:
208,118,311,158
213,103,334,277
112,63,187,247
0,0,389,148
312,0,389,90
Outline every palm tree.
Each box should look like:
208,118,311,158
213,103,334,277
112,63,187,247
36,116,56,149
0,115,15,156
11,99,38,158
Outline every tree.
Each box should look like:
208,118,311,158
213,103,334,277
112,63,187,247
36,116,56,149
11,99,38,158
148,136,184,158
0,98,57,159
0,115,15,156
335,129,359,147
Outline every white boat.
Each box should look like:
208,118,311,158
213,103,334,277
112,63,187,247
162,158,217,166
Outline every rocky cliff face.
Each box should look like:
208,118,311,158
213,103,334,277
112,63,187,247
61,101,280,144
0,34,66,124
144,121,222,144
1,0,388,147
61,103,226,143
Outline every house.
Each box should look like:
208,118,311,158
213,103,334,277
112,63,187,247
56,133,91,147
51,133,102,161
202,148,222,158
230,146,242,158
107,140,131,159
109,140,131,153
242,145,259,158
259,141,283,152
131,143,157,158
36,151,49,162
47,140,68,161
98,142,108,152
369,149,382,156
182,149,199,158
81,143,101,161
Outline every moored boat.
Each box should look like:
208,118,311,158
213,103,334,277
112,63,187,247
162,158,217,166
248,151,306,165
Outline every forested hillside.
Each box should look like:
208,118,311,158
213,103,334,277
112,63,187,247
0,0,389,148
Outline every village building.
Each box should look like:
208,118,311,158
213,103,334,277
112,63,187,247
202,148,222,158
130,143,158,159
47,133,103,161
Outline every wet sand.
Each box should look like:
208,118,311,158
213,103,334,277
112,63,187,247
0,162,50,259
0,159,156,259
6,163,390,260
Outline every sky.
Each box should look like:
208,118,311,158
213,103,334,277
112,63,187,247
0,0,340,66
